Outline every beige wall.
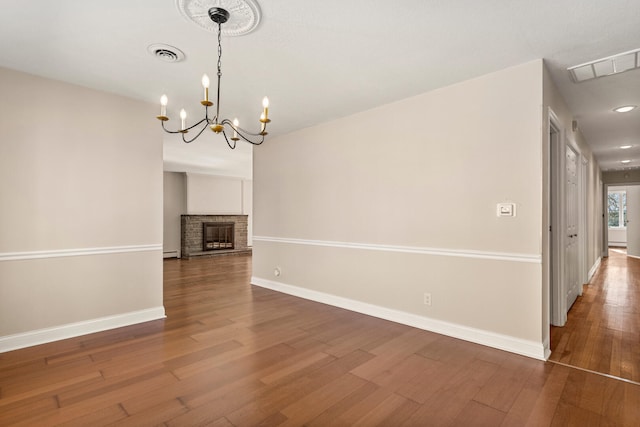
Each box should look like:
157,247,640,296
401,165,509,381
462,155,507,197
603,170,640,184
0,67,164,349
185,173,253,246
254,61,546,356
243,180,253,247
187,173,243,214
163,172,187,256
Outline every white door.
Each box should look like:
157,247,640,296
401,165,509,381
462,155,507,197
627,186,640,257
565,145,580,310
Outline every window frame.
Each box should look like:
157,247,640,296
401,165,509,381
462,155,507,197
608,190,627,229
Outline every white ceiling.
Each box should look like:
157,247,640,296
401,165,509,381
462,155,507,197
1,0,639,175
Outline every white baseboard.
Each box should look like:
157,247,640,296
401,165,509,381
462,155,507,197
251,277,546,361
163,250,180,259
588,257,602,282
0,306,166,353
543,336,551,360
608,242,627,248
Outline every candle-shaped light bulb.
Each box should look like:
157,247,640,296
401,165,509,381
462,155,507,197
180,109,187,130
160,94,168,116
262,96,269,120
232,118,239,139
202,74,210,101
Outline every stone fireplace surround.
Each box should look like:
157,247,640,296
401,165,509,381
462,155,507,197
181,214,250,259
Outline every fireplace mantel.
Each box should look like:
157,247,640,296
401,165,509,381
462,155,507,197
181,214,250,259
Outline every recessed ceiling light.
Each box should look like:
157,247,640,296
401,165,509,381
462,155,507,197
621,160,632,164
620,145,632,149
614,105,637,113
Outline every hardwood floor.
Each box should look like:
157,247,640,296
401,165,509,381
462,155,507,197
1,254,640,426
550,248,640,384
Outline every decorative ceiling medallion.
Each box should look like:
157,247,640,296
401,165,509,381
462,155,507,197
175,0,261,36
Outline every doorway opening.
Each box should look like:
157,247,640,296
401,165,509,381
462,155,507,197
606,184,640,258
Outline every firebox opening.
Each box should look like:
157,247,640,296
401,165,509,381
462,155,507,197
203,222,235,251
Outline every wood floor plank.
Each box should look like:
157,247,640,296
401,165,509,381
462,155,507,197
622,382,640,425
1,254,639,425
401,389,475,426
349,329,435,380
550,400,605,426
500,386,545,427
109,398,189,427
453,400,507,426
55,404,128,427
164,378,266,427
523,363,571,427
306,381,380,427
350,392,418,426
279,373,370,426
369,353,434,390
394,357,450,404
0,371,103,406
259,351,333,385
224,350,373,425
0,396,59,426
473,355,536,412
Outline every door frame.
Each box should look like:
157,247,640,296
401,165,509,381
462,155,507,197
603,183,609,258
579,156,588,288
549,111,586,327
564,140,582,307
549,109,565,327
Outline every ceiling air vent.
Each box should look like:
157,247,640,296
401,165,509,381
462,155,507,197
568,48,640,83
147,44,185,63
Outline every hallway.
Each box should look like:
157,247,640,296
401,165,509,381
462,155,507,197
550,248,640,383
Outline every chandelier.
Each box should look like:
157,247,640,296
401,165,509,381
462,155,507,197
156,7,270,149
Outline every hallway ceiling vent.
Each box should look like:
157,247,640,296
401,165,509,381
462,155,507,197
568,48,640,82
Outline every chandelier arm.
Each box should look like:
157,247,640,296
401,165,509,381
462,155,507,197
234,128,265,146
220,118,267,137
220,118,266,145
161,117,208,134
181,121,212,143
221,130,237,149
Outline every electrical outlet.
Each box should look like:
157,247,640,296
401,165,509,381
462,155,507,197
423,292,432,306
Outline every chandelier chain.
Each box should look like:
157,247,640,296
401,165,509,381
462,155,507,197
215,21,223,121
217,23,222,78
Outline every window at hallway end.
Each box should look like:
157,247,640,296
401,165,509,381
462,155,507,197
608,190,627,228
